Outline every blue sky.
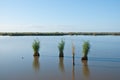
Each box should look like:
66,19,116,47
0,0,120,32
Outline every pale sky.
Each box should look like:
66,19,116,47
0,0,120,32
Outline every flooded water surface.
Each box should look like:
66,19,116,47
0,36,120,80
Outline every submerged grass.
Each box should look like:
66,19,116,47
32,39,40,56
82,41,90,57
58,39,65,57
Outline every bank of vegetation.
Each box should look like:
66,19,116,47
0,32,120,36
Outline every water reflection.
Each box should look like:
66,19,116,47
82,60,90,80
72,58,75,80
33,56,40,72
59,57,65,72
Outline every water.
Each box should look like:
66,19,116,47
0,36,120,80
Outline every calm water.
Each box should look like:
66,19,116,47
0,36,120,80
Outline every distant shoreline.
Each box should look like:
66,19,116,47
0,32,120,36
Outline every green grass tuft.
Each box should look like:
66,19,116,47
32,39,40,53
82,41,90,57
58,39,65,57
58,39,65,53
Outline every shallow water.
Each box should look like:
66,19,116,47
0,36,120,80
